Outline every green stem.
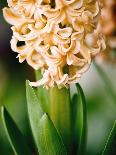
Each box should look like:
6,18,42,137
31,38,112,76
94,62,116,103
35,71,71,153
49,85,71,154
35,70,50,113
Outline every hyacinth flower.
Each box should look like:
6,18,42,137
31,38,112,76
97,0,116,64
3,0,106,88
1,0,116,155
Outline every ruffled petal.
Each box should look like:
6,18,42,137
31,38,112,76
4,0,105,88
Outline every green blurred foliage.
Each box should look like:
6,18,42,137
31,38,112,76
0,1,34,154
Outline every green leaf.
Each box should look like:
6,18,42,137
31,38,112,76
102,120,116,155
35,70,50,113
26,81,66,155
37,113,67,155
1,106,32,155
26,80,43,148
72,84,87,155
71,94,78,154
71,94,78,127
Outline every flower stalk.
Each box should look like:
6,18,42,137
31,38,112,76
35,69,71,152
49,85,71,153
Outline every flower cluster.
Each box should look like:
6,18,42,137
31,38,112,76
98,0,116,64
3,0,105,88
100,0,116,35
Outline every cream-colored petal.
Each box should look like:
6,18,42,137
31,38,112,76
3,8,34,25
57,27,72,38
12,24,39,41
3,0,105,88
80,42,91,63
67,0,83,9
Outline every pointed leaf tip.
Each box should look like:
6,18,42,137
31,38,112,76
35,70,50,113
1,106,32,155
72,83,87,155
37,113,67,155
26,81,44,148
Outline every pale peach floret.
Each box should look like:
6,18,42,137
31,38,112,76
7,0,36,18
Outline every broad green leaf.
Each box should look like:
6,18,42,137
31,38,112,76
102,120,116,155
72,84,87,155
37,113,67,155
35,70,50,113
26,81,43,148
1,106,32,155
49,85,71,153
26,81,66,155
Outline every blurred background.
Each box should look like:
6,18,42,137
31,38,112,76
0,1,116,155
